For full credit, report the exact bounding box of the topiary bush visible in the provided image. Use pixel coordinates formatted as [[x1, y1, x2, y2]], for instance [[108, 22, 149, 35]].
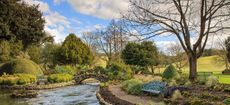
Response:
[[122, 79, 143, 95], [107, 62, 132, 80], [162, 65, 180, 80], [0, 58, 43, 76], [47, 74, 73, 83]]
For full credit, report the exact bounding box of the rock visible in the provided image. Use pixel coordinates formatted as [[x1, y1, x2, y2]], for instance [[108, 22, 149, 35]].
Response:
[[11, 90, 38, 98]]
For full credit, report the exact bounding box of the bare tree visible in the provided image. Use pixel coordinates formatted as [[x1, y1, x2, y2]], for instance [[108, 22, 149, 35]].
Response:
[[82, 31, 98, 55], [124, 0, 230, 80], [216, 38, 230, 70], [216, 37, 230, 70], [92, 20, 129, 64], [167, 42, 188, 72]]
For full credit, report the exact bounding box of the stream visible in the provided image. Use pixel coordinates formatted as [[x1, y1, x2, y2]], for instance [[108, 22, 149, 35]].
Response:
[[0, 84, 100, 105]]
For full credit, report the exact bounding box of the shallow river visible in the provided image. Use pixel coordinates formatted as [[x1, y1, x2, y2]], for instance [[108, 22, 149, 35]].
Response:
[[0, 84, 100, 105]]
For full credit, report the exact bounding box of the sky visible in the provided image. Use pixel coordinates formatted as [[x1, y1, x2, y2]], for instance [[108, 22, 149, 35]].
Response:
[[22, 0, 229, 52], [22, 0, 129, 42]]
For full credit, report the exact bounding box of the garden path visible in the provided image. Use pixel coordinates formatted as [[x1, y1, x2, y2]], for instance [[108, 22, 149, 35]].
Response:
[[108, 85, 165, 105]]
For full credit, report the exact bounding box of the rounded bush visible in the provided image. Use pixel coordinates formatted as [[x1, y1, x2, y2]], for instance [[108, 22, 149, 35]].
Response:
[[0, 58, 43, 76], [122, 79, 143, 95], [162, 65, 179, 79]]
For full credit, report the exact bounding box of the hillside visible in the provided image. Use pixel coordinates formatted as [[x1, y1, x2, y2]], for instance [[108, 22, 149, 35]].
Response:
[[184, 55, 226, 72]]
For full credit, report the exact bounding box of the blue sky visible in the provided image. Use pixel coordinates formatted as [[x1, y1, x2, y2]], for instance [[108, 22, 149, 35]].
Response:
[[23, 0, 130, 42], [22, 0, 226, 52]]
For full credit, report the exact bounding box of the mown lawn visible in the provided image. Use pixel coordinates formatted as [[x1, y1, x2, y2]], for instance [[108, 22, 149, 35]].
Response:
[[154, 56, 230, 84]]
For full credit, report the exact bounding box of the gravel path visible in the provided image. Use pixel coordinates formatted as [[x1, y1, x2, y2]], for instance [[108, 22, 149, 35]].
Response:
[[108, 85, 165, 105]]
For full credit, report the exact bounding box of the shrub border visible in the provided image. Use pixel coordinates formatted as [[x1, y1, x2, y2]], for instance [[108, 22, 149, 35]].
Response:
[[0, 81, 75, 90]]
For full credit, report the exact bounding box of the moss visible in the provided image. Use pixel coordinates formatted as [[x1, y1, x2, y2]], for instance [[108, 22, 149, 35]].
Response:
[[0, 58, 43, 76]]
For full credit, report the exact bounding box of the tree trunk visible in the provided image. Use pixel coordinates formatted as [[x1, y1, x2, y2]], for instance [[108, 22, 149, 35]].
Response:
[[189, 55, 197, 80]]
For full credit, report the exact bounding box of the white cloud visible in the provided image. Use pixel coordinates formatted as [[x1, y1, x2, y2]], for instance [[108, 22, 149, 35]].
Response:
[[22, 0, 50, 13], [67, 0, 129, 19], [23, 0, 73, 43], [44, 11, 70, 28]]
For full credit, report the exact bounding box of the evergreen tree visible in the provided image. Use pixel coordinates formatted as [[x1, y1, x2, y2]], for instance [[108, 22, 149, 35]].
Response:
[[59, 34, 93, 65], [122, 41, 159, 69], [0, 0, 46, 49]]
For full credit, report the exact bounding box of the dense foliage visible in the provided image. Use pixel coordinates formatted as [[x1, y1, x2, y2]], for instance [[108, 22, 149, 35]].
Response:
[[41, 43, 61, 70], [122, 79, 143, 95], [107, 62, 132, 80], [0, 73, 37, 85], [27, 45, 41, 63], [162, 65, 180, 79], [0, 58, 43, 76], [0, 0, 50, 49], [122, 41, 159, 68], [47, 73, 73, 83], [0, 40, 10, 62], [54, 65, 77, 75], [57, 34, 93, 65]]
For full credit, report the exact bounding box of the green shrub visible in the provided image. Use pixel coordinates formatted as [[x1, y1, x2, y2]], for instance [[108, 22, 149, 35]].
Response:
[[184, 80, 192, 87], [122, 79, 143, 95], [94, 66, 107, 74], [169, 79, 178, 86], [47, 74, 73, 83], [107, 62, 132, 80], [0, 74, 37, 85], [171, 90, 183, 102], [0, 58, 43, 76], [54, 65, 77, 75], [130, 66, 150, 74], [162, 65, 179, 79], [205, 75, 218, 88], [224, 98, 230, 105]]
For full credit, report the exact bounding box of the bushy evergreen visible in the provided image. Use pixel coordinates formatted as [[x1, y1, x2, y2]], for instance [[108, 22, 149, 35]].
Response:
[[0, 0, 48, 49], [162, 65, 179, 79], [57, 34, 93, 65], [122, 41, 159, 67]]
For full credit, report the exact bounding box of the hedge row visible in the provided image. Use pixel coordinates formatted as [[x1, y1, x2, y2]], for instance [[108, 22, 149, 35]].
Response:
[[47, 74, 73, 83], [0, 74, 37, 85]]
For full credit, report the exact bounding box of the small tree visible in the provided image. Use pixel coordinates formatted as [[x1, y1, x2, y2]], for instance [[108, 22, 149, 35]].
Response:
[[59, 34, 93, 65], [122, 41, 159, 73]]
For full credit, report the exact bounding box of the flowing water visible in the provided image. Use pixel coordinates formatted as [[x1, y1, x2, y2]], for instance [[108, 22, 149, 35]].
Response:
[[0, 84, 100, 105]]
